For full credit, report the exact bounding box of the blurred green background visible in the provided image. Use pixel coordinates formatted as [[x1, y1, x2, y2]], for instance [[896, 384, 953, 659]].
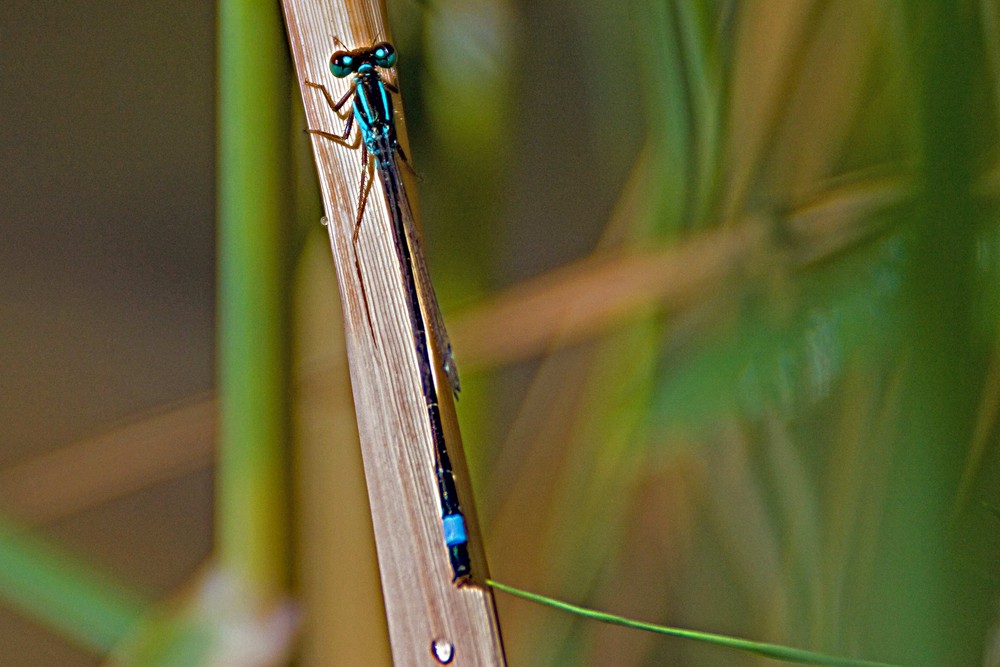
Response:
[[1, 0, 999, 665]]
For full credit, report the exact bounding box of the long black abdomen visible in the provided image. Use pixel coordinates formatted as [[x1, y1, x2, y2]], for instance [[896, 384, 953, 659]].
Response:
[[373, 139, 471, 582]]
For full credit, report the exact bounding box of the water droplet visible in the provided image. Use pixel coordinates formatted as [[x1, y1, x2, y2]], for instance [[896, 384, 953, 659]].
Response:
[[431, 638, 454, 664]]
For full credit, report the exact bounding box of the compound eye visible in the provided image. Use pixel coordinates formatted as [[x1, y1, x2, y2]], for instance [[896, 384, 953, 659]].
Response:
[[372, 42, 397, 68], [330, 52, 353, 78]]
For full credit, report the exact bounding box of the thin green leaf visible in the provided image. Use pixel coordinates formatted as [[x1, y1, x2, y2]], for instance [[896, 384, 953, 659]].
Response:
[[0, 515, 145, 652], [488, 579, 901, 667]]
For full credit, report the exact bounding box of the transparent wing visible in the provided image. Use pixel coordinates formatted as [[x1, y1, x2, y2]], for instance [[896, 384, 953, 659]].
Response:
[[380, 156, 461, 398]]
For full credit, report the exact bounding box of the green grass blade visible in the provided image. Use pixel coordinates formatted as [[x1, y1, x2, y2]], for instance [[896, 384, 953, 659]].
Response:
[[488, 579, 900, 667], [0, 515, 145, 653]]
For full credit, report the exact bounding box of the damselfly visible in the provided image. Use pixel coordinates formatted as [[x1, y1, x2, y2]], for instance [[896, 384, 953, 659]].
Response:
[[305, 41, 471, 583]]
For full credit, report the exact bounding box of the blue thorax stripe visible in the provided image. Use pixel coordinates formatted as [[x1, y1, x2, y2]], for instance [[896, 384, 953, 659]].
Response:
[[378, 81, 391, 123], [355, 79, 374, 124]]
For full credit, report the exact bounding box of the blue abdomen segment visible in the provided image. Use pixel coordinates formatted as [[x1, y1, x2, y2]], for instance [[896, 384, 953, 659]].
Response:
[[442, 512, 468, 547]]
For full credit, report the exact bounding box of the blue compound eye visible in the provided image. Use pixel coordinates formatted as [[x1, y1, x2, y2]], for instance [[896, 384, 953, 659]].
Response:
[[372, 42, 397, 68], [331, 52, 353, 78]]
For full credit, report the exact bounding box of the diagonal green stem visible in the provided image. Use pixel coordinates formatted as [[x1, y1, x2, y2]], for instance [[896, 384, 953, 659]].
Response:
[[488, 579, 901, 667], [0, 515, 145, 653]]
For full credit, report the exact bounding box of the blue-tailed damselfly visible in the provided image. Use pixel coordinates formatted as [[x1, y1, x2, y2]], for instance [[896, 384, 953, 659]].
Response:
[[305, 41, 471, 583]]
